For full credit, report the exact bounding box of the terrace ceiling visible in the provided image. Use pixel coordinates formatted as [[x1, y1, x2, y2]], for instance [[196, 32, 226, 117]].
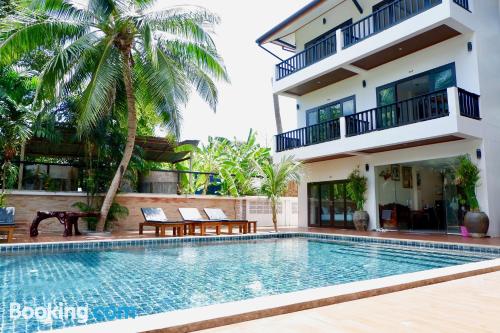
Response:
[[302, 135, 464, 163]]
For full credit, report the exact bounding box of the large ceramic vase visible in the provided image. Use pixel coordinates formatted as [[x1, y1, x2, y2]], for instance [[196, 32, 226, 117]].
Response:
[[353, 211, 369, 231], [464, 211, 489, 238]]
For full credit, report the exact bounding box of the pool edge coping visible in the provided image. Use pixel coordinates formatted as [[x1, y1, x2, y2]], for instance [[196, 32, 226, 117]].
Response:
[[51, 258, 500, 333], [2, 231, 500, 254]]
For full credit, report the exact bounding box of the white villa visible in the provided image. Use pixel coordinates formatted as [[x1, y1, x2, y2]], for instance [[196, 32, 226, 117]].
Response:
[[257, 0, 500, 236]]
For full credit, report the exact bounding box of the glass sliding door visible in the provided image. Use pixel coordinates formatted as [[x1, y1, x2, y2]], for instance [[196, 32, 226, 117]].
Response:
[[308, 184, 320, 227], [320, 184, 333, 227], [443, 170, 461, 234], [308, 181, 354, 229], [376, 63, 456, 129], [332, 183, 346, 227]]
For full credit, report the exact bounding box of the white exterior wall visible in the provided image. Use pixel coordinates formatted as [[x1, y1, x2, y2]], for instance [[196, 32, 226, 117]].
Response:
[[269, 0, 500, 236], [470, 0, 500, 237], [245, 197, 299, 228]]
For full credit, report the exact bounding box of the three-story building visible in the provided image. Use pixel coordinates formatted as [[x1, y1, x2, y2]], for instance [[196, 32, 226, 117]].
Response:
[[257, 0, 500, 236]]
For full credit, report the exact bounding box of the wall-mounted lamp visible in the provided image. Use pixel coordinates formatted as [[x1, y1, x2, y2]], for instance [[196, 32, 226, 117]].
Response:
[[365, 164, 370, 172], [468, 42, 473, 52], [476, 148, 482, 159], [323, 18, 327, 24], [362, 80, 367, 88]]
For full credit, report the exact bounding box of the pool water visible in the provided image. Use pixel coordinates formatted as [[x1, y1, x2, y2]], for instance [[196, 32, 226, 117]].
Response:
[[0, 237, 497, 332]]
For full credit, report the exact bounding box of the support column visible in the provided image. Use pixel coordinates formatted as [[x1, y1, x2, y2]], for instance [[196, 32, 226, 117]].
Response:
[[335, 29, 344, 51], [339, 117, 347, 139], [273, 91, 283, 134]]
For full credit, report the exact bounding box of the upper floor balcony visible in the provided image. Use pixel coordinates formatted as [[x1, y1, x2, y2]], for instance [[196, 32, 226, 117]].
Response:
[[270, 0, 474, 96], [275, 87, 481, 161]]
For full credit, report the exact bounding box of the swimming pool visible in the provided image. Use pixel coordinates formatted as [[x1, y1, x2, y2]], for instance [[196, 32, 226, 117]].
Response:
[[1, 234, 499, 332]]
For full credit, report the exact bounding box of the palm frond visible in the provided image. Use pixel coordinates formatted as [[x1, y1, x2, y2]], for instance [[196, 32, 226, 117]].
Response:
[[160, 39, 228, 82], [35, 32, 102, 104], [138, 6, 219, 46], [77, 38, 122, 134], [0, 20, 88, 65]]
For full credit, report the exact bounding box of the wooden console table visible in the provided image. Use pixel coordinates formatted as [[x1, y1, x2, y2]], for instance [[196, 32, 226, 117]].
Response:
[[30, 211, 100, 237]]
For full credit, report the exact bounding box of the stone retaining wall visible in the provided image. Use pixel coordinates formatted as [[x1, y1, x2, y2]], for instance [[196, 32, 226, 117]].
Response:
[[5, 191, 298, 235]]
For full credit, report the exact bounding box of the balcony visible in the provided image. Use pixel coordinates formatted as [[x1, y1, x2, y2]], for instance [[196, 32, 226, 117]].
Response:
[[341, 0, 443, 49], [345, 89, 449, 137], [276, 34, 336, 80], [276, 119, 341, 152], [275, 87, 481, 158], [272, 0, 474, 96]]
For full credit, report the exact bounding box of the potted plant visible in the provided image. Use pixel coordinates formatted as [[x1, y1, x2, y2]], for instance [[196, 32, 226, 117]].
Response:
[[347, 167, 369, 231], [455, 155, 489, 238]]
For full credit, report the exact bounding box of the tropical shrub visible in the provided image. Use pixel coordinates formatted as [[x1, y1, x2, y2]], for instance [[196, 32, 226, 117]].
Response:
[[72, 201, 129, 231], [455, 155, 480, 211], [346, 167, 368, 211]]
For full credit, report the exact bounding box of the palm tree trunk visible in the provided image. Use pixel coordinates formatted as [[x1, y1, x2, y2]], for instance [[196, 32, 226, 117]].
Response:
[[203, 176, 209, 195], [1, 162, 6, 194], [273, 93, 283, 134], [271, 199, 278, 232], [96, 52, 137, 232]]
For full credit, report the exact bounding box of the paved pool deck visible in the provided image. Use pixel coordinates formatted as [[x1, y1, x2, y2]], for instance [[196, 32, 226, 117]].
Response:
[[198, 270, 500, 333]]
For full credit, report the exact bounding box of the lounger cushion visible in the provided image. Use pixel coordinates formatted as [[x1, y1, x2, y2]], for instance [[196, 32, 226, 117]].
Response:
[[179, 208, 204, 221], [204, 208, 228, 220], [0, 207, 15, 225], [141, 208, 168, 223]]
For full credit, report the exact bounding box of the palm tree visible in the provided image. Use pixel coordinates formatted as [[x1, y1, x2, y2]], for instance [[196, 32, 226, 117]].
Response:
[[0, 0, 228, 231], [257, 156, 301, 232]]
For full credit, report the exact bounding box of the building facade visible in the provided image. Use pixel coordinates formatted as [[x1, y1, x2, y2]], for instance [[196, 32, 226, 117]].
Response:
[[257, 0, 500, 236]]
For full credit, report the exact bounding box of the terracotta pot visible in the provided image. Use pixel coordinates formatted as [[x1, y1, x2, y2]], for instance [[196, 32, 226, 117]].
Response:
[[353, 211, 369, 231], [463, 211, 489, 238]]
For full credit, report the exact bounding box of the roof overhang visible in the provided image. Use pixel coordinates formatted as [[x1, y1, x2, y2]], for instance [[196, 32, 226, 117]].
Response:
[[256, 0, 346, 48], [25, 129, 199, 163]]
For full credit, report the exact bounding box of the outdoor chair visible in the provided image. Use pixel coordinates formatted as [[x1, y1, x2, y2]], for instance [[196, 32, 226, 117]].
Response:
[[140, 208, 192, 237], [204, 208, 257, 234], [0, 207, 15, 243], [178, 208, 222, 236]]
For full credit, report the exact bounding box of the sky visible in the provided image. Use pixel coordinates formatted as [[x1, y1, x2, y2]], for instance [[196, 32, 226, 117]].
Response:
[[158, 0, 310, 146]]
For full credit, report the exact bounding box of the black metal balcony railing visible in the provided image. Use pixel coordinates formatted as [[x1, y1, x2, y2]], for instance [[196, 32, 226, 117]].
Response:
[[453, 0, 469, 11], [342, 0, 442, 48], [346, 89, 449, 136], [276, 34, 336, 80], [458, 88, 480, 119], [276, 88, 481, 153], [276, 119, 341, 152]]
